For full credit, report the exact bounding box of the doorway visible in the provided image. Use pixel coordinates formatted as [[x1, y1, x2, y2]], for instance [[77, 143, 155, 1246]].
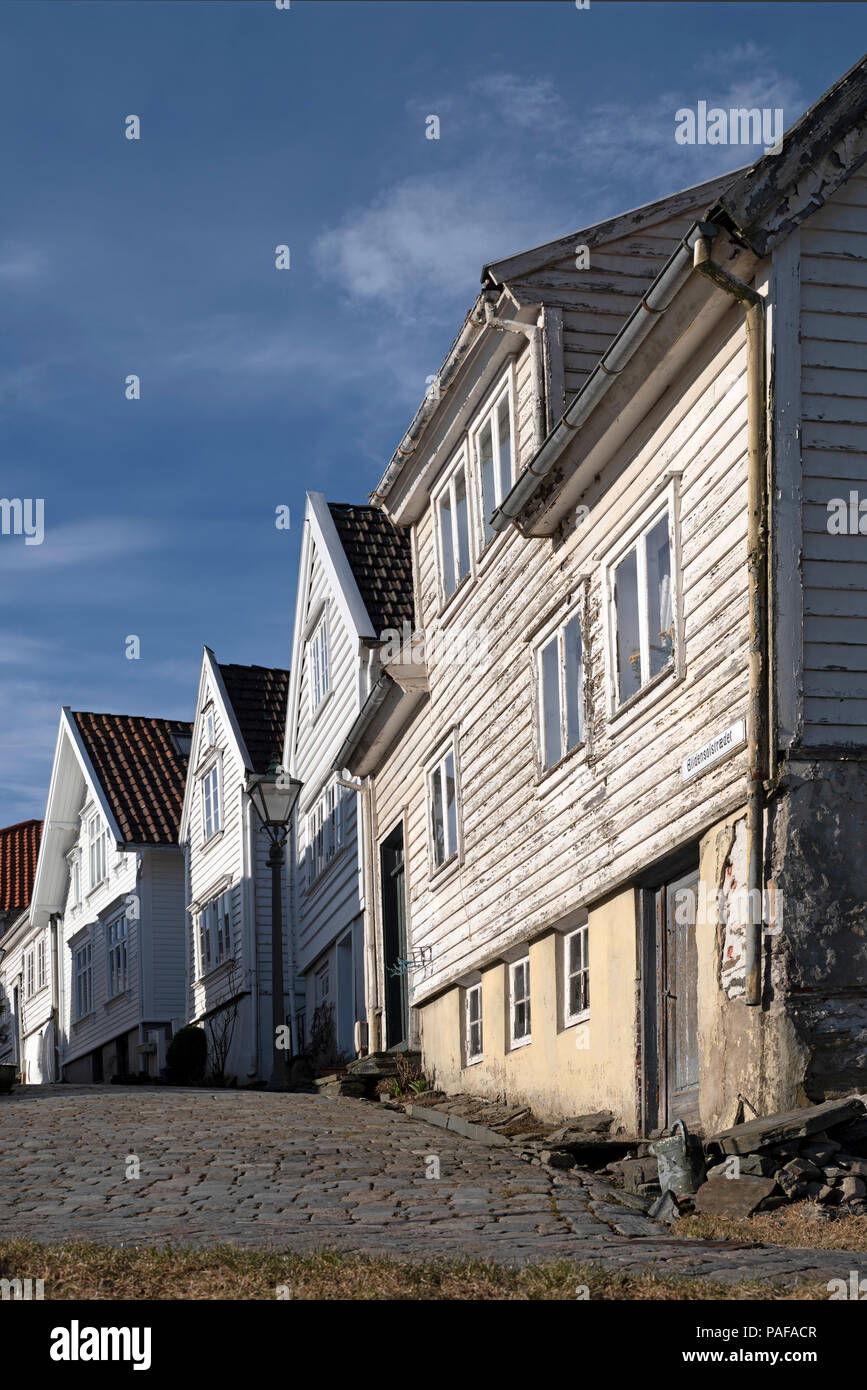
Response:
[[380, 823, 409, 1050], [642, 864, 700, 1134], [337, 931, 355, 1056]]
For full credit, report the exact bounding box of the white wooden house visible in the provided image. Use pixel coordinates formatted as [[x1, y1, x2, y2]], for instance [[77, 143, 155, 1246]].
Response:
[[284, 493, 414, 1059], [341, 57, 867, 1133], [26, 708, 190, 1082], [0, 820, 51, 1081], [179, 650, 292, 1082]]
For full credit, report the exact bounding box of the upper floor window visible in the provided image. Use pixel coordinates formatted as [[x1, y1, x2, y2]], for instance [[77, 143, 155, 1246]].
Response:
[[107, 914, 128, 998], [472, 374, 514, 547], [435, 455, 471, 603], [204, 708, 216, 747], [564, 923, 590, 1025], [537, 610, 585, 770], [307, 781, 346, 883], [68, 852, 81, 909], [36, 936, 46, 992], [88, 813, 107, 890], [197, 889, 232, 976], [611, 505, 675, 707], [24, 947, 34, 998], [74, 941, 92, 1020], [427, 736, 460, 871], [201, 764, 221, 841], [309, 617, 330, 712]]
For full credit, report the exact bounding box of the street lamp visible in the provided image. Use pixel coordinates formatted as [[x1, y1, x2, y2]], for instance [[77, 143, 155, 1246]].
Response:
[[245, 761, 303, 1091]]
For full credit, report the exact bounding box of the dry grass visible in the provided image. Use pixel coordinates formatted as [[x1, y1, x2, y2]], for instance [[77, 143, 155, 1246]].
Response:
[[0, 1238, 829, 1301], [680, 1202, 867, 1251]]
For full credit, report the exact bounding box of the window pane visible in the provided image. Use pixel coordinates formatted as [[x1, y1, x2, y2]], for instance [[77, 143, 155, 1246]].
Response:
[[614, 548, 642, 702], [444, 751, 457, 859], [563, 616, 584, 751], [478, 421, 496, 544], [431, 766, 445, 865], [540, 638, 561, 768], [646, 515, 673, 678], [497, 396, 512, 501], [454, 470, 470, 581], [439, 492, 455, 596]]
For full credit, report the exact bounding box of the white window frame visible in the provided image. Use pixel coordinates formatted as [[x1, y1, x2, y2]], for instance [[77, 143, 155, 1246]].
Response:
[[605, 484, 681, 715], [309, 615, 330, 714], [107, 913, 128, 999], [510, 956, 532, 1048], [307, 781, 346, 885], [433, 448, 473, 606], [36, 936, 47, 992], [196, 888, 233, 978], [535, 604, 586, 772], [564, 923, 590, 1026], [201, 761, 222, 842], [69, 851, 81, 909], [87, 813, 107, 890], [204, 707, 216, 747], [470, 367, 516, 552], [74, 941, 92, 1020], [24, 947, 34, 999], [465, 981, 483, 1064], [426, 733, 461, 873]]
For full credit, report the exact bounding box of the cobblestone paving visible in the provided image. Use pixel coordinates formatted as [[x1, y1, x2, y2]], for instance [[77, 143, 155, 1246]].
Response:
[[1, 1086, 864, 1287]]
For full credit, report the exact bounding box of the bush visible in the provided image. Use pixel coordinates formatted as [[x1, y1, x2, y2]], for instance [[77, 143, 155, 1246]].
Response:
[[166, 1025, 207, 1084]]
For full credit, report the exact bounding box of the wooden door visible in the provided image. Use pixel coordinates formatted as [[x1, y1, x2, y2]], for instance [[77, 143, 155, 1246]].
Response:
[[381, 825, 409, 1051], [662, 868, 700, 1130]]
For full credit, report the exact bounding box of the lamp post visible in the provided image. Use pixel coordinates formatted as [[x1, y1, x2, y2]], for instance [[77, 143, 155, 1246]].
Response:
[[245, 761, 303, 1091]]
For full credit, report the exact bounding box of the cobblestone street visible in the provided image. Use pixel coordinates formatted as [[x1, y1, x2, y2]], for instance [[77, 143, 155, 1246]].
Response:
[[1, 1086, 864, 1288]]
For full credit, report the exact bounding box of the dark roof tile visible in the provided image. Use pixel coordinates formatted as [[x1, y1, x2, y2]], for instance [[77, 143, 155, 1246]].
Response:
[[72, 712, 191, 845], [328, 503, 414, 636], [0, 819, 42, 914], [217, 663, 290, 774]]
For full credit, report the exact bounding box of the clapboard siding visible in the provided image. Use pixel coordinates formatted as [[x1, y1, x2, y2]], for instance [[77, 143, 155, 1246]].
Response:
[[799, 172, 867, 742], [146, 850, 187, 1020], [397, 303, 752, 999]]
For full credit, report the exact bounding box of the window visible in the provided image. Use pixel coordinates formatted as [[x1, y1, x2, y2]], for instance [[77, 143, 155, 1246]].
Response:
[[307, 782, 346, 883], [107, 915, 128, 998], [565, 924, 590, 1025], [197, 889, 232, 976], [510, 957, 531, 1046], [69, 853, 81, 908], [88, 814, 107, 889], [315, 964, 330, 1005], [473, 376, 514, 546], [612, 507, 674, 705], [427, 740, 459, 870], [538, 612, 585, 770], [435, 457, 472, 601], [36, 937, 46, 992], [24, 948, 34, 999], [201, 764, 221, 841], [309, 618, 330, 712], [74, 942, 92, 1020], [465, 983, 483, 1063], [204, 709, 216, 747]]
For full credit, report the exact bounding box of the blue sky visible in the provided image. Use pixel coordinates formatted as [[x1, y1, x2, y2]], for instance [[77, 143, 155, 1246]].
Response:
[[1, 0, 865, 825]]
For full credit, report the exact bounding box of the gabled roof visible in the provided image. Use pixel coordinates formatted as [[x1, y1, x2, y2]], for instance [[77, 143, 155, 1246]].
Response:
[[71, 712, 192, 845], [0, 819, 42, 914], [328, 503, 414, 634], [217, 663, 290, 774]]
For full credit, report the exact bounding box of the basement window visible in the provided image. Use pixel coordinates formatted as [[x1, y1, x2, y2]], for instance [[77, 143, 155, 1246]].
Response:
[[465, 982, 483, 1064], [510, 956, 531, 1048], [564, 923, 590, 1026]]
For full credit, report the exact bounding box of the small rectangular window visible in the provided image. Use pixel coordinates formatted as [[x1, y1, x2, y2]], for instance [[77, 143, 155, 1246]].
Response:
[[36, 937, 46, 992], [510, 958, 531, 1045], [197, 890, 232, 976], [74, 942, 92, 1020], [107, 915, 128, 998], [307, 782, 346, 883], [612, 506, 675, 706], [88, 814, 107, 889], [309, 618, 330, 711], [565, 924, 590, 1025], [436, 460, 472, 600], [474, 379, 514, 546], [24, 948, 34, 998], [70, 856, 81, 907], [202, 765, 221, 840], [538, 611, 585, 770], [204, 709, 216, 747], [428, 741, 460, 870], [465, 983, 483, 1063]]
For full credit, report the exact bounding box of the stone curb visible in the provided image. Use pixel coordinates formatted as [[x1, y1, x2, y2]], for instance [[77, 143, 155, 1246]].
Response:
[[404, 1105, 510, 1146]]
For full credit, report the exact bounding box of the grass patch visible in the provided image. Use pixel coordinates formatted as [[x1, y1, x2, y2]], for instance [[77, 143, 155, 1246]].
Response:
[[680, 1202, 867, 1251], [0, 1239, 829, 1301]]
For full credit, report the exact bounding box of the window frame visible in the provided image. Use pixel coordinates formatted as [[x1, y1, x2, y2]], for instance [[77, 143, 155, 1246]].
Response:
[[564, 923, 590, 1027], [464, 981, 483, 1065], [200, 760, 222, 843], [432, 447, 474, 608], [196, 888, 233, 978], [509, 955, 532, 1048], [24, 947, 34, 999], [35, 936, 47, 992], [204, 707, 216, 748], [306, 780, 347, 886], [74, 940, 93, 1021], [106, 913, 128, 999], [87, 813, 107, 891], [605, 482, 681, 717], [308, 614, 331, 715], [534, 601, 587, 774], [426, 732, 462, 876], [470, 366, 517, 554]]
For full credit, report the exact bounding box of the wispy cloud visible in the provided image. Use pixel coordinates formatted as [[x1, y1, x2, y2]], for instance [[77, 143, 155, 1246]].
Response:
[[0, 518, 163, 575]]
